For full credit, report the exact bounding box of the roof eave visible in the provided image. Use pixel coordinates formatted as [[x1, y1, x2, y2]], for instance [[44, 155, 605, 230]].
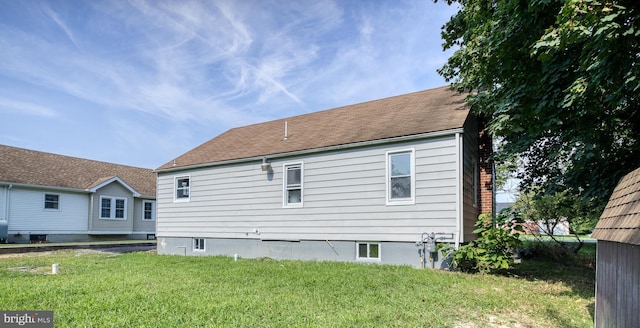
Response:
[[0, 181, 89, 193], [156, 127, 464, 174]]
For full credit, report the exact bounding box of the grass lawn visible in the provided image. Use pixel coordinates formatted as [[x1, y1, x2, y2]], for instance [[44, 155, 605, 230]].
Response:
[[0, 246, 595, 327]]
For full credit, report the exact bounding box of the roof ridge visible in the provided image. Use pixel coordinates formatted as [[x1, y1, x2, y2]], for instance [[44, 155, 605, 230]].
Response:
[[0, 144, 152, 170], [158, 86, 469, 171]]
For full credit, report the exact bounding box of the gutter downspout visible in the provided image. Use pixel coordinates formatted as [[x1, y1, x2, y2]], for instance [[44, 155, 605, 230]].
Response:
[[455, 133, 462, 249], [492, 161, 496, 219], [4, 184, 12, 236], [88, 193, 94, 232]]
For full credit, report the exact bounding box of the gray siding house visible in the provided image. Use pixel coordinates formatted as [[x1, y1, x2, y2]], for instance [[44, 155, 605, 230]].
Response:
[[0, 145, 157, 243], [592, 167, 640, 328], [155, 86, 493, 267]]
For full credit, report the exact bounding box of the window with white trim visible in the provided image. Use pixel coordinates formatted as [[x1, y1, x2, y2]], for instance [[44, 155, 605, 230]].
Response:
[[44, 193, 60, 210], [143, 200, 155, 221], [357, 242, 380, 260], [284, 163, 303, 207], [193, 238, 205, 251], [100, 196, 127, 220], [386, 149, 415, 205], [175, 176, 190, 202]]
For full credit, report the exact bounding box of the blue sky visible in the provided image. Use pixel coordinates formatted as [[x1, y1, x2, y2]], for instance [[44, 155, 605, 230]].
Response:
[[0, 0, 458, 169]]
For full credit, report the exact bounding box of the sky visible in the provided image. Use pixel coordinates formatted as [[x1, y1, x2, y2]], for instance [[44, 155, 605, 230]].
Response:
[[0, 0, 459, 170]]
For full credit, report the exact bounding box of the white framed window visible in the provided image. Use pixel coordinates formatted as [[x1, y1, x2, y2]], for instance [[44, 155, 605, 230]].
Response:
[[100, 196, 127, 220], [283, 162, 303, 207], [386, 149, 415, 205], [142, 200, 155, 221], [44, 193, 60, 210], [174, 176, 190, 202], [357, 242, 381, 261], [193, 238, 205, 251]]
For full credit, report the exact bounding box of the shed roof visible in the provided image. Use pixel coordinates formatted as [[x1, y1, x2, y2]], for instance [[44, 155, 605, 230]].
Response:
[[157, 86, 469, 171], [0, 144, 156, 197], [592, 166, 640, 245]]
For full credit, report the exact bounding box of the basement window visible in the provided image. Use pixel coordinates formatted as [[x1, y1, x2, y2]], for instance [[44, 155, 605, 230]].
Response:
[[193, 238, 205, 251], [357, 242, 380, 261]]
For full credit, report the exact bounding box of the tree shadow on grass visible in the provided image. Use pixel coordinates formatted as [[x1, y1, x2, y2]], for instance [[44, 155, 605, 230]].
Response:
[[504, 243, 596, 321]]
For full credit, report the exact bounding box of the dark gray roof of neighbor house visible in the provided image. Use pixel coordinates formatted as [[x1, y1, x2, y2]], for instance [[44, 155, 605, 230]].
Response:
[[0, 144, 156, 197], [158, 86, 469, 171], [592, 166, 640, 245]]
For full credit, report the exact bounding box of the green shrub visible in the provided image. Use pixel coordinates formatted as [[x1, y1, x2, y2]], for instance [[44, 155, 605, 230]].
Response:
[[453, 210, 523, 274]]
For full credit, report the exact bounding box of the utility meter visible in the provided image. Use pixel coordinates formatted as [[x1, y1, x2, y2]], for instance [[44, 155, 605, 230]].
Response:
[[425, 237, 436, 253]]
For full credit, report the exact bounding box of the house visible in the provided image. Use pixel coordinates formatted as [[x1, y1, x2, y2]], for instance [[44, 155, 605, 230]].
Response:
[[592, 167, 640, 327], [0, 145, 157, 243], [155, 86, 493, 268]]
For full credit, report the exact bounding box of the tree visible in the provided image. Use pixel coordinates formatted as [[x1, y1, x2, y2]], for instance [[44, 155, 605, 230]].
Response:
[[436, 0, 640, 208], [512, 189, 600, 253]]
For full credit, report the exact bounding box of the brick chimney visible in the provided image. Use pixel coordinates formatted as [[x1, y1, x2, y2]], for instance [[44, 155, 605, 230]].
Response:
[[478, 118, 494, 215]]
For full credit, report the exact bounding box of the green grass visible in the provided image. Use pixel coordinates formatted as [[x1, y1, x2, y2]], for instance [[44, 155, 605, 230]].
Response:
[[0, 249, 594, 327]]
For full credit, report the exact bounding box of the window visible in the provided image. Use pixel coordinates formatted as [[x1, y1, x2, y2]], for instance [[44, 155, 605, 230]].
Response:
[[284, 163, 303, 207], [386, 149, 415, 205], [193, 238, 205, 251], [44, 193, 59, 210], [99, 196, 127, 220], [175, 176, 190, 202], [101, 198, 111, 218], [357, 242, 380, 260], [143, 201, 155, 221], [115, 199, 125, 219]]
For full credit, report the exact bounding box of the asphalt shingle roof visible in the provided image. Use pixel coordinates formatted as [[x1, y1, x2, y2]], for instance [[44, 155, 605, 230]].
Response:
[[158, 86, 469, 171], [592, 166, 640, 245], [0, 145, 156, 197]]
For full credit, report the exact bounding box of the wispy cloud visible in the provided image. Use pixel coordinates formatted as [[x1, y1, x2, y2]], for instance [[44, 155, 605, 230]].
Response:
[[41, 5, 79, 49], [0, 0, 459, 167], [0, 99, 58, 118]]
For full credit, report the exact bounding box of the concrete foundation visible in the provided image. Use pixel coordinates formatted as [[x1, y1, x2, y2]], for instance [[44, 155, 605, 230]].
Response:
[[156, 237, 453, 269], [5, 233, 155, 244]]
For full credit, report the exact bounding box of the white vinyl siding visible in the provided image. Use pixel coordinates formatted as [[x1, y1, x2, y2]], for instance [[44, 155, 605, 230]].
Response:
[[283, 162, 303, 207], [7, 188, 89, 233], [156, 136, 459, 242], [99, 196, 127, 220]]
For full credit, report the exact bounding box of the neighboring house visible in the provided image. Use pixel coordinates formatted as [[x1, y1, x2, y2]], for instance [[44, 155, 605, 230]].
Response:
[[0, 144, 157, 243], [155, 86, 493, 268], [592, 167, 640, 328]]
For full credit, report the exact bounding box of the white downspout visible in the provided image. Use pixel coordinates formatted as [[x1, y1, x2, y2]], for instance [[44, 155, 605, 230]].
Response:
[[4, 184, 12, 235], [6, 184, 12, 221], [88, 193, 94, 232], [455, 133, 462, 249]]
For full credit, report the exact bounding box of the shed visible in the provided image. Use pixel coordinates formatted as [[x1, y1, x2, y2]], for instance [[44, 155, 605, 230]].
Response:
[[592, 166, 640, 327]]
